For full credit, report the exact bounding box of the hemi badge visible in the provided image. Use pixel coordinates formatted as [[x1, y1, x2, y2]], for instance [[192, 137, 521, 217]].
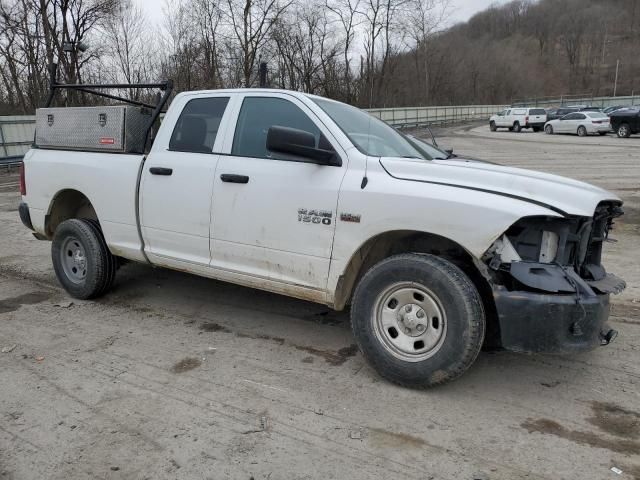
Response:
[[340, 213, 361, 223], [99, 137, 115, 145]]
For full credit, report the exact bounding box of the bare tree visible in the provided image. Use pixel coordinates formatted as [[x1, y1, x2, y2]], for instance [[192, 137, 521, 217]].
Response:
[[224, 0, 291, 86], [325, 0, 361, 102]]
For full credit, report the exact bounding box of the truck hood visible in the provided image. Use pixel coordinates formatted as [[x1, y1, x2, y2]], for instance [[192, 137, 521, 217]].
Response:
[[380, 157, 621, 217]]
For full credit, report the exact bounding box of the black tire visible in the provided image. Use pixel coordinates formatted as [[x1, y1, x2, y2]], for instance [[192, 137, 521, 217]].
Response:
[[51, 218, 117, 299], [508, 127, 514, 132], [577, 126, 587, 137], [513, 122, 521, 133], [545, 124, 554, 135], [617, 123, 631, 138], [489, 121, 497, 132], [351, 254, 485, 388]]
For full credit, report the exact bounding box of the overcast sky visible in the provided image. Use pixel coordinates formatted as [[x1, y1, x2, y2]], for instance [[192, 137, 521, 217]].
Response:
[[135, 0, 511, 28]]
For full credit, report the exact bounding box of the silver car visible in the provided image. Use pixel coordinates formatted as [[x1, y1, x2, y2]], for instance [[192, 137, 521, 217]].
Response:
[[544, 111, 611, 136]]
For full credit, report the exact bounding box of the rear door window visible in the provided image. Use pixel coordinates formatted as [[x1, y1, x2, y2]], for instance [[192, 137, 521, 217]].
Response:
[[169, 97, 230, 153]]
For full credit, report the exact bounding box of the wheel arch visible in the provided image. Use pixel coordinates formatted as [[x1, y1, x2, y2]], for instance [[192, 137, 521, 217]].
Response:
[[45, 189, 99, 239], [332, 229, 500, 344]]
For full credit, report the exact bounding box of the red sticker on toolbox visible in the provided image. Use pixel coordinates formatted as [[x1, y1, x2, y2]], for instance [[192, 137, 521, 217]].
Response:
[[99, 137, 115, 145]]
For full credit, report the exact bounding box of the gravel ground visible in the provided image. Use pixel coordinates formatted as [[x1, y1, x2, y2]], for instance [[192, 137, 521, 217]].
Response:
[[0, 126, 639, 480]]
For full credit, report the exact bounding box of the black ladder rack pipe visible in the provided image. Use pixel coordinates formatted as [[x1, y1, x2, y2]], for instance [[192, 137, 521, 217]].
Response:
[[43, 62, 174, 153]]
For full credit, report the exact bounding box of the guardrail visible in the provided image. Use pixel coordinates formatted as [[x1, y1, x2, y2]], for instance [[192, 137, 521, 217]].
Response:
[[367, 104, 509, 128], [0, 115, 35, 166]]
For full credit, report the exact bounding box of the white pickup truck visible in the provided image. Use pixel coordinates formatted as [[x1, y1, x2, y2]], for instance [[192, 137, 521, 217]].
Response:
[[19, 87, 626, 388], [490, 107, 548, 132]]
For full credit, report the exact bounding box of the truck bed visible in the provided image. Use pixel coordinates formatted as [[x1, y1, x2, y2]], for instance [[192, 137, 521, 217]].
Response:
[[23, 148, 147, 261]]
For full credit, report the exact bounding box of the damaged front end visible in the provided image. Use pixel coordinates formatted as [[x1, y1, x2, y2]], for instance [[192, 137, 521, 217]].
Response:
[[482, 202, 625, 354]]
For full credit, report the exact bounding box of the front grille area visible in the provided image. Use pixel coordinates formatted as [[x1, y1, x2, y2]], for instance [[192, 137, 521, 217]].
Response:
[[581, 201, 624, 281], [503, 201, 623, 281]]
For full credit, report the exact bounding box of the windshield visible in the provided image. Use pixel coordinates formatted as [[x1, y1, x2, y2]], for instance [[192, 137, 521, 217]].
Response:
[[311, 97, 427, 159], [404, 135, 448, 160], [587, 112, 608, 119]]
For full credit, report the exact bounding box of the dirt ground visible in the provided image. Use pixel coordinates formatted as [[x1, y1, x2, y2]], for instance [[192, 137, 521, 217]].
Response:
[[1, 125, 639, 480]]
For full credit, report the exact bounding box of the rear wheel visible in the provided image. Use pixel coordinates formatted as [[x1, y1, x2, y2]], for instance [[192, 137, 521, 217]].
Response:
[[350, 254, 485, 388], [617, 123, 631, 138], [51, 219, 117, 299], [489, 121, 497, 132], [545, 124, 554, 134], [577, 126, 588, 137], [513, 122, 521, 133]]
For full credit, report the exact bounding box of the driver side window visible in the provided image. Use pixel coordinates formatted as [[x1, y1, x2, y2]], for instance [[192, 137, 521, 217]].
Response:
[[232, 97, 323, 160]]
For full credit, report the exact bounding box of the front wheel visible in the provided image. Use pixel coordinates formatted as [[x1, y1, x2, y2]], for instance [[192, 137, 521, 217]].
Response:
[[51, 219, 117, 299], [545, 124, 554, 135], [489, 121, 497, 132], [351, 254, 485, 388]]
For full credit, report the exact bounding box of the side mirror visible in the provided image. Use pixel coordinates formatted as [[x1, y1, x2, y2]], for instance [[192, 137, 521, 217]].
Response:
[[267, 126, 341, 166]]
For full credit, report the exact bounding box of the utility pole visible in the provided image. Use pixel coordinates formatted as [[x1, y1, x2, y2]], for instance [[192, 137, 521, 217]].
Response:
[[613, 59, 620, 97]]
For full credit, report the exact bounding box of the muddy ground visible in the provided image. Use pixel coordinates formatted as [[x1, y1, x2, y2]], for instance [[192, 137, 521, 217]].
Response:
[[1, 124, 639, 480]]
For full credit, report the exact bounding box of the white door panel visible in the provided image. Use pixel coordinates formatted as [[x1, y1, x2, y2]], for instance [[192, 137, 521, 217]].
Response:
[[140, 94, 233, 265], [140, 150, 218, 264], [210, 93, 346, 290], [211, 157, 344, 289]]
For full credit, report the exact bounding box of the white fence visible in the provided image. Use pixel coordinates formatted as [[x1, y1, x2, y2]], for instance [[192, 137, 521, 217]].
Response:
[[2, 94, 638, 164]]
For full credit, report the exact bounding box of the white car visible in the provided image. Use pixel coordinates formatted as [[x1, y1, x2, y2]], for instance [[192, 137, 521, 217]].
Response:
[[544, 111, 611, 136], [489, 107, 547, 132], [20, 87, 625, 388]]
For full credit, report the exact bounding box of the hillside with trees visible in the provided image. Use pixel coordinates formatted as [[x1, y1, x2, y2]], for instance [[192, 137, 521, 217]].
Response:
[[382, 0, 640, 107], [0, 0, 638, 114]]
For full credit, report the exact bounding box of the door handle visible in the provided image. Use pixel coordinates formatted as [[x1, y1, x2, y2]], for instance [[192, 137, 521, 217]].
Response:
[[220, 174, 249, 184], [149, 167, 173, 176]]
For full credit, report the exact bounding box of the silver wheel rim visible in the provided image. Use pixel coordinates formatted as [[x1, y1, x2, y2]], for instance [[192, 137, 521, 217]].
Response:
[[578, 127, 586, 136], [546, 126, 552, 134], [60, 236, 87, 284], [620, 126, 628, 136], [373, 282, 447, 362]]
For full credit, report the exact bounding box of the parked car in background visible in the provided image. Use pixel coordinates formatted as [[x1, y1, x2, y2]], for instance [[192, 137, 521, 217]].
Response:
[[489, 107, 547, 132], [546, 106, 581, 121], [609, 107, 640, 137], [544, 111, 611, 136], [603, 105, 629, 115]]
